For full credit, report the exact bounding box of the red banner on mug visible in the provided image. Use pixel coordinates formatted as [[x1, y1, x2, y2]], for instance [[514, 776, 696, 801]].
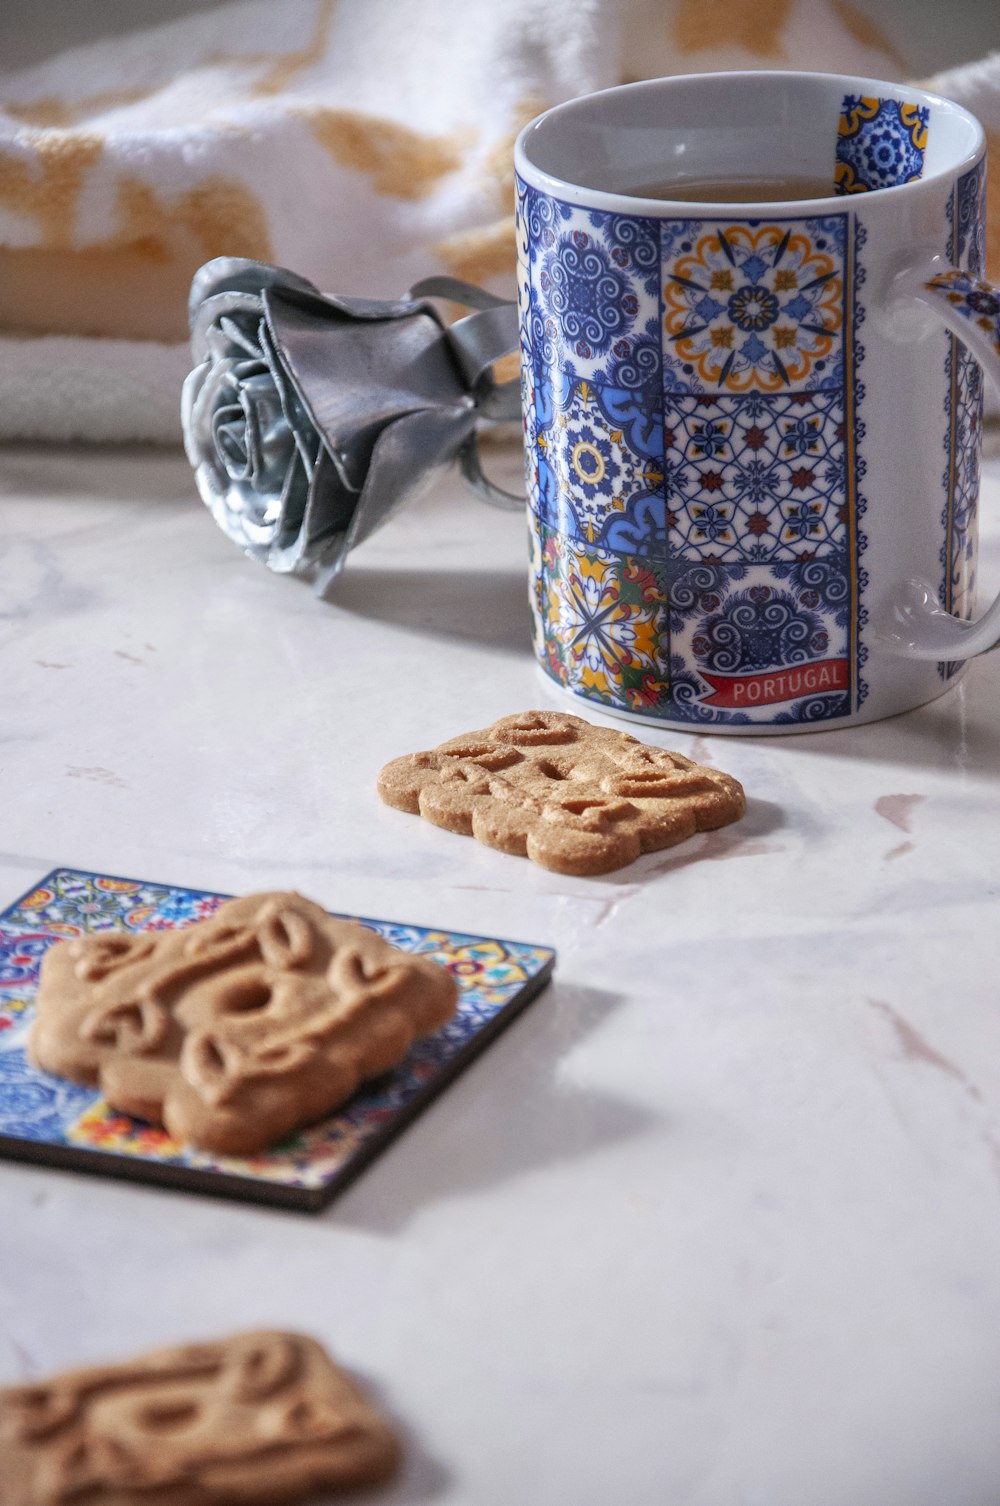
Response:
[[699, 658, 850, 708]]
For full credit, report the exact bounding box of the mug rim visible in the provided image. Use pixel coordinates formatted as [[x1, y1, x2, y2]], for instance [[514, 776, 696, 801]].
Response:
[[514, 69, 985, 213]]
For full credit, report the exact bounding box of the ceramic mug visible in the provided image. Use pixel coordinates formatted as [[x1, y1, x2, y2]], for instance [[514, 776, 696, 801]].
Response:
[[515, 71, 999, 733]]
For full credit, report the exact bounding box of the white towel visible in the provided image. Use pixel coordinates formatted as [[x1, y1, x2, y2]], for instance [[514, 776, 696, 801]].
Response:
[[0, 0, 992, 442]]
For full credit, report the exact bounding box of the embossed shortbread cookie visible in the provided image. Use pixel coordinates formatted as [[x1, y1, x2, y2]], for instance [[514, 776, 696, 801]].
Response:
[[377, 710, 746, 876], [29, 892, 457, 1155], [0, 1329, 400, 1506]]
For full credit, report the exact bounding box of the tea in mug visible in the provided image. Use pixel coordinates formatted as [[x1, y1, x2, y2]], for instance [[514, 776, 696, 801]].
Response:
[[621, 175, 837, 202]]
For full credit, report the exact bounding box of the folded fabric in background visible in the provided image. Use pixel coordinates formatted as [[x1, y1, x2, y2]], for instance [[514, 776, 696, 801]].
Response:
[[0, 0, 997, 442]]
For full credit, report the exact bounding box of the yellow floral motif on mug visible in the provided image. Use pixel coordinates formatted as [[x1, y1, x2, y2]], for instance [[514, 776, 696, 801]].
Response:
[[543, 546, 664, 697], [571, 438, 607, 487], [838, 96, 928, 153], [663, 224, 842, 392]]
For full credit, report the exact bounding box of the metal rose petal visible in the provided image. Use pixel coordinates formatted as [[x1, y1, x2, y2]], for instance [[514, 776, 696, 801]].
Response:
[[182, 258, 521, 589]]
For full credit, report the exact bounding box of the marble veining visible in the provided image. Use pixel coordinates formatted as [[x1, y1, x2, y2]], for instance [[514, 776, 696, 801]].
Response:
[[869, 995, 983, 1095], [874, 792, 925, 832]]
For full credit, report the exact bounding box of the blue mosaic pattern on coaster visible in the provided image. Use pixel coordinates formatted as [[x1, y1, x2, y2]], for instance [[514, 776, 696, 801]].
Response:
[[0, 1046, 97, 1141], [0, 930, 53, 986], [0, 870, 554, 1205], [835, 96, 929, 193], [660, 216, 847, 396]]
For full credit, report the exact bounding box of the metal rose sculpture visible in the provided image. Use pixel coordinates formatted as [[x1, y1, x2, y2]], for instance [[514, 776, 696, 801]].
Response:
[[182, 258, 521, 591]]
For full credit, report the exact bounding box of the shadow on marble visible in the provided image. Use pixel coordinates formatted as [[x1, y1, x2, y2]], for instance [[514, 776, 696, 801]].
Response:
[[328, 982, 651, 1235], [323, 566, 533, 655], [349, 1367, 453, 1505], [612, 796, 788, 883], [749, 679, 1000, 778]]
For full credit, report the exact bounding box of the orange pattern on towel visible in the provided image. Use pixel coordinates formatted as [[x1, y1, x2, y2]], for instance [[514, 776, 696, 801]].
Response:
[[435, 95, 544, 284], [435, 222, 518, 285], [2, 87, 153, 129], [670, 0, 793, 57], [0, 132, 103, 246], [0, 170, 273, 339], [830, 0, 907, 73], [298, 106, 465, 199], [114, 173, 273, 265], [240, 0, 339, 97]]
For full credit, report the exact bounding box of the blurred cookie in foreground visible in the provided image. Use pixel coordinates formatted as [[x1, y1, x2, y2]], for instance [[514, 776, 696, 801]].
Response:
[[0, 1329, 400, 1506], [29, 891, 458, 1156], [377, 710, 746, 876]]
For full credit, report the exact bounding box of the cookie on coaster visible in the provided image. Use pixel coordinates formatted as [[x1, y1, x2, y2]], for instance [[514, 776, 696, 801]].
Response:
[[29, 892, 457, 1156], [0, 1329, 400, 1506], [376, 710, 746, 876]]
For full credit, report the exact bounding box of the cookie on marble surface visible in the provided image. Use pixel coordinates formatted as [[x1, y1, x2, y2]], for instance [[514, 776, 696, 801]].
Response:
[[28, 891, 457, 1156], [0, 1329, 400, 1506], [376, 710, 746, 876]]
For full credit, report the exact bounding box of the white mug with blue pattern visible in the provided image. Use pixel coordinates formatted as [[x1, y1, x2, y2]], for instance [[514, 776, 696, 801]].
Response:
[[515, 71, 997, 733]]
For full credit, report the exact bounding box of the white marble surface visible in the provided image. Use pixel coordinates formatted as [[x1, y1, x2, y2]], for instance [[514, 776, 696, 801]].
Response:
[[2, 437, 1000, 1505]]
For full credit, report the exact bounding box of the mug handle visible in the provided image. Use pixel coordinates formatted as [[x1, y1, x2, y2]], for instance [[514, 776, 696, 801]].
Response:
[[886, 258, 1000, 659]]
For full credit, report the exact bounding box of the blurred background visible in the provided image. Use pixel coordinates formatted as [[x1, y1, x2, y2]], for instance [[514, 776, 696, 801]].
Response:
[[1, 0, 999, 442], [5, 0, 998, 79]]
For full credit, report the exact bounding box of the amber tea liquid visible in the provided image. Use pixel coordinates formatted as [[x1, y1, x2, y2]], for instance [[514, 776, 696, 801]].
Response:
[[621, 175, 837, 202]]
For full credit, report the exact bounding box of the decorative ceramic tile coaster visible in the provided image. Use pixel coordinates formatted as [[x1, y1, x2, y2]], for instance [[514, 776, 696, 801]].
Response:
[[0, 869, 556, 1211]]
